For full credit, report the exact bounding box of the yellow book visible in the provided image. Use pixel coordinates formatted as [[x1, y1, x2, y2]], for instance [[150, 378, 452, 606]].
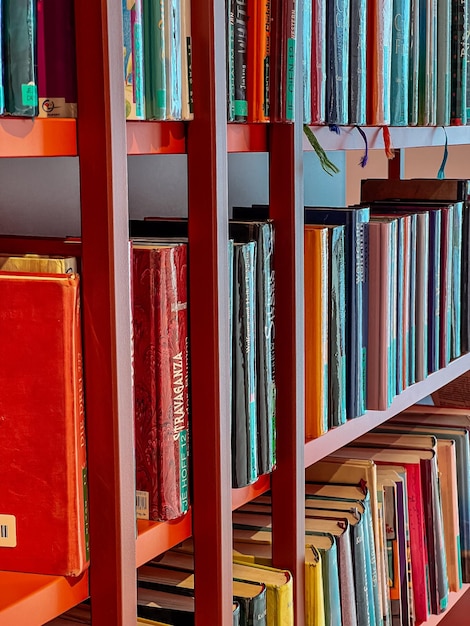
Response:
[[0, 253, 78, 274]]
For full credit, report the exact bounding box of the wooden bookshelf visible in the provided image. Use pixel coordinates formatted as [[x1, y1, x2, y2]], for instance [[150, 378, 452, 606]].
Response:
[[424, 585, 470, 626], [0, 571, 88, 626], [0, 119, 77, 157]]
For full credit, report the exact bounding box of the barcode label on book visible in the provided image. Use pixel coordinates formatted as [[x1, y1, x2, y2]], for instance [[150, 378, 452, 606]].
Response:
[[0, 515, 17, 547], [136, 491, 149, 520]]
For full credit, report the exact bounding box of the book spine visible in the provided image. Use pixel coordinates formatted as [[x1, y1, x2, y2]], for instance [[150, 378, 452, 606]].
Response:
[[388, 219, 397, 405], [337, 525, 359, 626], [285, 0, 296, 121], [321, 541, 343, 626], [325, 0, 350, 124], [415, 213, 429, 381], [302, 0, 312, 123], [0, 0, 3, 113], [232, 242, 258, 487], [261, 0, 271, 120], [233, 0, 248, 121], [227, 0, 236, 120], [329, 226, 347, 427], [353, 514, 377, 626], [439, 207, 452, 368], [356, 208, 369, 418], [390, 0, 410, 125], [402, 216, 411, 388], [450, 0, 468, 125], [408, 0, 420, 125], [180, 0, 193, 119], [451, 201, 463, 359], [164, 0, 182, 119], [123, 0, 145, 120], [247, 0, 270, 122], [428, 210, 441, 374], [462, 186, 470, 353], [367, 0, 393, 125], [436, 0, 452, 126], [3, 0, 38, 117], [143, 0, 167, 120], [395, 217, 405, 395], [270, 0, 296, 121], [408, 214, 417, 384], [310, 0, 326, 123], [348, 0, 367, 125], [418, 0, 437, 125]]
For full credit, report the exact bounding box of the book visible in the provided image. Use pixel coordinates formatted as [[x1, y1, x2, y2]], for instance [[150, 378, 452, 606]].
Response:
[[367, 0, 393, 124], [0, 271, 89, 576], [408, 0, 420, 125], [247, 0, 270, 121], [122, 0, 145, 120], [305, 206, 369, 420], [232, 241, 258, 487], [227, 0, 235, 120], [301, 0, 312, 123], [138, 564, 267, 626], [304, 226, 329, 439], [180, 0, 193, 120], [0, 253, 77, 273], [325, 0, 350, 124], [436, 0, 452, 126], [37, 0, 77, 118], [390, 0, 410, 125], [143, 0, 166, 119], [132, 242, 190, 521], [232, 0, 248, 121], [450, 0, 468, 124], [0, 1, 3, 114], [348, 0, 367, 124], [164, 0, 182, 119], [418, 0, 437, 125], [3, 0, 38, 117], [269, 0, 296, 121], [310, 0, 326, 123], [230, 220, 276, 475]]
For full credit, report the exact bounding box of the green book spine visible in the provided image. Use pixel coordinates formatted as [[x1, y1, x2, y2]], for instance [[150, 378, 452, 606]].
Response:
[[3, 0, 38, 117], [143, 0, 167, 119]]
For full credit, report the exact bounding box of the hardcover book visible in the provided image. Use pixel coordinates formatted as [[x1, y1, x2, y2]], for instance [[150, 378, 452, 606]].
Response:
[[3, 0, 38, 117], [310, 0, 326, 123], [180, 0, 193, 120], [390, 0, 410, 125], [0, 271, 89, 576], [122, 0, 145, 120], [233, 0, 248, 121], [164, 0, 182, 119], [247, 0, 270, 121], [367, 0, 393, 124], [143, 0, 167, 119], [132, 242, 190, 521], [450, 0, 468, 124], [436, 0, 452, 126], [325, 0, 350, 124], [269, 0, 296, 121], [349, 0, 367, 124]]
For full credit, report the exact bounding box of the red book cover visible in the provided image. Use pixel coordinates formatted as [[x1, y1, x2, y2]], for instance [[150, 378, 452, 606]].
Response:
[[0, 272, 89, 576], [132, 243, 190, 522]]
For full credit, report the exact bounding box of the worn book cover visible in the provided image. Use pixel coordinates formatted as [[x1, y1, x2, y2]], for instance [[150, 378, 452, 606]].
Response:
[[132, 243, 190, 521], [0, 272, 89, 576], [37, 0, 77, 118]]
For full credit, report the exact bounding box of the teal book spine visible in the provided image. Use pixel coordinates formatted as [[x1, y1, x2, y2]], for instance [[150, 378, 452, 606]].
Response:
[[451, 202, 463, 359], [418, 0, 437, 125], [428, 209, 442, 374], [302, 0, 312, 123], [451, 0, 468, 124], [395, 217, 405, 394], [319, 538, 342, 626], [3, 0, 38, 117], [311, 0, 326, 123], [325, 0, 350, 124], [122, 0, 145, 119], [143, 0, 167, 119], [165, 0, 182, 119], [390, 0, 410, 125], [408, 0, 420, 124], [437, 0, 452, 126], [348, 0, 367, 124], [232, 242, 258, 487], [415, 212, 429, 381], [328, 225, 347, 427], [408, 214, 417, 384]]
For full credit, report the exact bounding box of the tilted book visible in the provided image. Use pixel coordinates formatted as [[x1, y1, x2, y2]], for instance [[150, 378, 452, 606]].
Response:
[[132, 242, 190, 521], [0, 271, 89, 576]]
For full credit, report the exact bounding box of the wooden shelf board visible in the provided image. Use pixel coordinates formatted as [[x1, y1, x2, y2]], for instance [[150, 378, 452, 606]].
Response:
[[304, 352, 470, 467], [305, 125, 470, 152], [0, 118, 77, 157], [0, 570, 88, 626], [423, 584, 470, 625], [126, 121, 186, 155], [227, 123, 268, 152], [231, 474, 271, 511], [136, 510, 192, 567]]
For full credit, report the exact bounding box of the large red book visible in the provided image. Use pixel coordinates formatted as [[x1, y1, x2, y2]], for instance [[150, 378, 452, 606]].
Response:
[[0, 271, 89, 576], [132, 242, 190, 522]]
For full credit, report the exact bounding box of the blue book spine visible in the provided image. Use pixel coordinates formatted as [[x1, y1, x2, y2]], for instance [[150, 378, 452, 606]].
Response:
[[391, 0, 411, 124], [428, 209, 441, 374], [325, 0, 350, 124], [165, 0, 182, 119], [348, 0, 367, 124], [408, 0, 420, 124], [329, 226, 347, 427], [322, 537, 342, 626], [408, 214, 417, 384], [451, 202, 463, 359], [303, 0, 312, 123], [395, 217, 405, 394]]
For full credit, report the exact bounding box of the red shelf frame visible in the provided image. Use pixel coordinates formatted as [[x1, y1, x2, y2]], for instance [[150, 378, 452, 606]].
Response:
[[232, 474, 271, 511], [0, 118, 77, 157], [423, 584, 470, 625], [304, 352, 470, 468], [0, 571, 88, 626], [136, 512, 193, 568], [126, 121, 187, 155], [227, 123, 269, 152]]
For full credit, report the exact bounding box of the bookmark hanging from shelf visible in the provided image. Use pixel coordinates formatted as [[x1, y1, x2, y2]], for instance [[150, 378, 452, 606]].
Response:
[[303, 125, 340, 176], [329, 124, 341, 135], [437, 127, 448, 180], [356, 126, 368, 167], [382, 126, 395, 159]]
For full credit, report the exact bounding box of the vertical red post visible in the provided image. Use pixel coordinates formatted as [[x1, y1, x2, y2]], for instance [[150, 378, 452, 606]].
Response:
[[187, 0, 233, 624], [74, 1, 136, 624]]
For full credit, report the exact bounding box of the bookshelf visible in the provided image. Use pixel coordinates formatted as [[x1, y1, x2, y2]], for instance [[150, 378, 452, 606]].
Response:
[[1, 3, 470, 626]]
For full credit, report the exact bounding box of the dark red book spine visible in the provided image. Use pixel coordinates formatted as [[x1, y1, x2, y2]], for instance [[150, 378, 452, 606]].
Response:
[[132, 244, 189, 522]]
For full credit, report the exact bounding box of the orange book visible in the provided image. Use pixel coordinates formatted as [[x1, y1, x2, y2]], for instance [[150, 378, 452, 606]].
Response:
[[366, 0, 393, 125], [304, 226, 328, 439], [0, 271, 89, 576], [247, 0, 271, 121]]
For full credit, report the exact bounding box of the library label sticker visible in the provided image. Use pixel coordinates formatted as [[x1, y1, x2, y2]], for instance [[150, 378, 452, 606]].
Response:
[[136, 491, 149, 520], [0, 514, 17, 547]]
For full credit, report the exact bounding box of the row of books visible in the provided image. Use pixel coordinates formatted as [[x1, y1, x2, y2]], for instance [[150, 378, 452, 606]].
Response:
[[130, 217, 276, 495], [47, 603, 181, 626], [303, 0, 470, 126], [232, 404, 470, 626]]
